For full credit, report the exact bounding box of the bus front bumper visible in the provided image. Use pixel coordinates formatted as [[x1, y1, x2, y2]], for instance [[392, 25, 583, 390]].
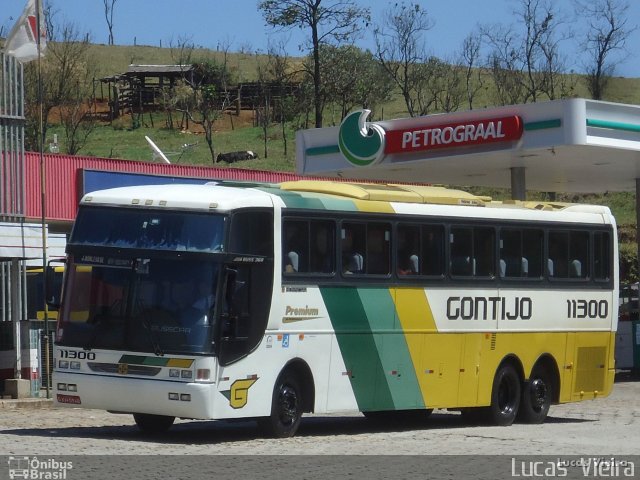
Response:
[[53, 371, 216, 419]]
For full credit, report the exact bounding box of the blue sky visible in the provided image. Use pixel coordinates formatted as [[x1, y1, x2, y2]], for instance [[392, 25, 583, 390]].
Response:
[[2, 0, 640, 77]]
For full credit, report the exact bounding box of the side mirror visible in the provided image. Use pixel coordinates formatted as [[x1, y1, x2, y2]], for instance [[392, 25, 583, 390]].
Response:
[[45, 259, 66, 309]]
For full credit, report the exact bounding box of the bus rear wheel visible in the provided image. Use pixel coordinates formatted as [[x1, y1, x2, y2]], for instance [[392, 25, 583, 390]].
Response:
[[488, 363, 521, 426], [133, 413, 175, 433], [258, 372, 303, 438], [518, 365, 552, 424]]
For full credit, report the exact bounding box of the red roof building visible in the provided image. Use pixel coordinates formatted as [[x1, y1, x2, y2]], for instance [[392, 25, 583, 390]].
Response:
[[25, 153, 308, 225]]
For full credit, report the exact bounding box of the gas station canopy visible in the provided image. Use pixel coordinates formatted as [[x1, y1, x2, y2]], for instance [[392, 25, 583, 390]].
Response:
[[295, 98, 640, 194]]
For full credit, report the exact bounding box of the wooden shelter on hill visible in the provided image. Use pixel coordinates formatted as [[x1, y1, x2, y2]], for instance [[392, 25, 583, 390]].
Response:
[[96, 64, 301, 122]]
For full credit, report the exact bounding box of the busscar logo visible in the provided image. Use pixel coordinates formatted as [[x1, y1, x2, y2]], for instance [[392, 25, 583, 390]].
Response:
[[8, 456, 73, 480]]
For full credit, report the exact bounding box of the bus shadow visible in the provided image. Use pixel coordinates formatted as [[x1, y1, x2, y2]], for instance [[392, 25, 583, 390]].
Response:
[[0, 411, 592, 445], [615, 370, 640, 383]]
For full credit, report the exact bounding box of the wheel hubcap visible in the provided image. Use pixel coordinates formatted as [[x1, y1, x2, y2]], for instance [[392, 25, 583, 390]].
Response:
[[529, 378, 548, 412], [278, 385, 298, 426]]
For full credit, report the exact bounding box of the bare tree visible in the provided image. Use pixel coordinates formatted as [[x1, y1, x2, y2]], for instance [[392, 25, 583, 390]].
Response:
[[23, 17, 96, 153], [374, 2, 438, 117], [431, 58, 465, 113], [460, 32, 485, 110], [259, 0, 370, 128], [575, 0, 634, 100], [172, 43, 235, 163], [264, 42, 298, 157], [482, 0, 571, 104], [103, 0, 117, 45]]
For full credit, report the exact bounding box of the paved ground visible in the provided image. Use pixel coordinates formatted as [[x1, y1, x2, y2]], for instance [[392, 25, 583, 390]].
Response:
[[0, 379, 640, 455], [0, 374, 638, 457]]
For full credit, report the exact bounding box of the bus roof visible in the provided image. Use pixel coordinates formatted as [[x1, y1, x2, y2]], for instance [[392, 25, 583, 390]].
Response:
[[80, 180, 613, 222]]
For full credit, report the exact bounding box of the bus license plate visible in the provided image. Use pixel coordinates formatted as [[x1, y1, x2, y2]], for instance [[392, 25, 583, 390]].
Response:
[[57, 394, 81, 405]]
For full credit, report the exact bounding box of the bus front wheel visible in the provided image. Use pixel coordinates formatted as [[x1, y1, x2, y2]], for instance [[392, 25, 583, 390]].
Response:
[[258, 372, 303, 438], [133, 413, 175, 433], [518, 365, 552, 424], [488, 363, 521, 426]]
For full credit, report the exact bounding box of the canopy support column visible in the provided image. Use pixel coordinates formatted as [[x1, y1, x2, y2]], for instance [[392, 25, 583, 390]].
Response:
[[511, 167, 526, 201], [636, 178, 640, 281]]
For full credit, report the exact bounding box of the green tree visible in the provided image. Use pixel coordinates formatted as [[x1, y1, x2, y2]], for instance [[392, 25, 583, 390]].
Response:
[[259, 0, 370, 128], [319, 44, 393, 121]]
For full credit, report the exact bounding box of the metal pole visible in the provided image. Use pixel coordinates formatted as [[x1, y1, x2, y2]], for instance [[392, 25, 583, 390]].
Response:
[[35, 0, 50, 399], [636, 179, 640, 283], [11, 259, 21, 379]]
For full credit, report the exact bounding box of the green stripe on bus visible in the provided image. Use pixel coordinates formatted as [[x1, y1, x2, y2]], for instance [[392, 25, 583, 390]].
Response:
[[119, 355, 167, 366], [320, 287, 395, 411], [357, 288, 425, 409], [318, 196, 358, 211], [262, 186, 359, 211], [258, 187, 328, 210]]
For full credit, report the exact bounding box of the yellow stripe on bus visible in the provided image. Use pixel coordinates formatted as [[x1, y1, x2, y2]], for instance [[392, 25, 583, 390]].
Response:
[[393, 287, 437, 406]]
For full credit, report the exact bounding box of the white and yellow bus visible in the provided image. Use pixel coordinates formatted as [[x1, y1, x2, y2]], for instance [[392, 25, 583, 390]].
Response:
[[52, 180, 618, 436]]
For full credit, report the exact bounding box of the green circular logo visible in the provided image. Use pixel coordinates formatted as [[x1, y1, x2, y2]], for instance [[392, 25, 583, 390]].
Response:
[[338, 110, 386, 167]]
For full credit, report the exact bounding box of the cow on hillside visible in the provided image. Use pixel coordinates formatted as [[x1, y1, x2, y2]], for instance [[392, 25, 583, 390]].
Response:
[[216, 150, 259, 163]]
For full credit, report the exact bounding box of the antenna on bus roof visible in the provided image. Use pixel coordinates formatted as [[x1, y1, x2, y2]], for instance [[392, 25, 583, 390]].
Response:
[[145, 136, 171, 164]]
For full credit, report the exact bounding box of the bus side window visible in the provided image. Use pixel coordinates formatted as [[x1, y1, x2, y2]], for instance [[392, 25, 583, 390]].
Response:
[[593, 232, 611, 281], [474, 227, 495, 277], [283, 220, 308, 273], [397, 225, 420, 275], [450, 227, 473, 276], [309, 221, 335, 274], [342, 223, 366, 274], [569, 231, 589, 279], [500, 228, 542, 278], [229, 210, 274, 257], [366, 224, 390, 275]]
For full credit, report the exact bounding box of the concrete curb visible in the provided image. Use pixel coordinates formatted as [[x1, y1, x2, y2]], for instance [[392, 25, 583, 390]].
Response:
[[0, 398, 54, 409]]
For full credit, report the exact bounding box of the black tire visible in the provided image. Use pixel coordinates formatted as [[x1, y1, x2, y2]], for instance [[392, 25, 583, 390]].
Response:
[[258, 372, 303, 438], [488, 363, 521, 426], [518, 365, 553, 424], [133, 413, 175, 433]]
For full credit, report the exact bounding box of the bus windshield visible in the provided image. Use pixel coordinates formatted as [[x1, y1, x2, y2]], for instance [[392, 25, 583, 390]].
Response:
[[71, 207, 225, 253], [57, 256, 220, 355]]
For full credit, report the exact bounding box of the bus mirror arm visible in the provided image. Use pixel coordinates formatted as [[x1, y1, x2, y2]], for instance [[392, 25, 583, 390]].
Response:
[[219, 267, 238, 339], [223, 267, 237, 310], [45, 258, 66, 309]]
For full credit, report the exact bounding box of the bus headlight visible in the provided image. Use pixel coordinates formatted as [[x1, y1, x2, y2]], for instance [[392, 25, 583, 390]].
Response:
[[70, 361, 81, 370], [58, 360, 69, 369]]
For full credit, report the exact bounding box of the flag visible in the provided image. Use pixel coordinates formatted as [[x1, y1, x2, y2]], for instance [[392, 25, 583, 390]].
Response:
[[4, 0, 47, 63]]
